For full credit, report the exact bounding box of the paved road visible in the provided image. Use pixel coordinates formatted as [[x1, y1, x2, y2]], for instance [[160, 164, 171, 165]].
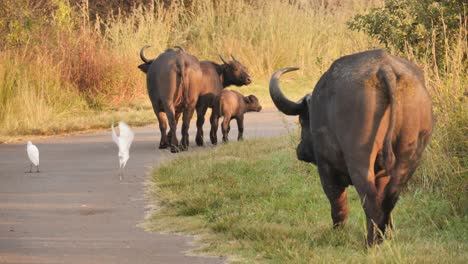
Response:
[[0, 109, 296, 264]]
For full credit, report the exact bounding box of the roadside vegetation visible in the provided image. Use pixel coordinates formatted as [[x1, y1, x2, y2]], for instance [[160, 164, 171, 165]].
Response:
[[147, 137, 467, 263]]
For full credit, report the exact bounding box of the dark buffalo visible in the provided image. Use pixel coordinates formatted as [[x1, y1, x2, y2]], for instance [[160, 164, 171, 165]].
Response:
[[139, 46, 203, 153], [139, 46, 252, 148], [269, 50, 433, 245], [210, 90, 262, 144]]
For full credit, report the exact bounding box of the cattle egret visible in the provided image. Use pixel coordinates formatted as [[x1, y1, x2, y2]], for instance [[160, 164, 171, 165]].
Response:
[[26, 141, 40, 173], [112, 121, 134, 181]]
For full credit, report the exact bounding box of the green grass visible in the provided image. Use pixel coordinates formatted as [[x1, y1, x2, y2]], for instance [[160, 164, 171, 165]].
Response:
[[147, 136, 467, 263]]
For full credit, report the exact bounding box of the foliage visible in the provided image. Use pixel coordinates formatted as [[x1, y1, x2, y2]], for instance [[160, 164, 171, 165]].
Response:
[[348, 0, 467, 70]]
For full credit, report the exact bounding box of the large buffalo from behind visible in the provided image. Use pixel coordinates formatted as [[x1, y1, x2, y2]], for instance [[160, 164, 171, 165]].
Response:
[[270, 50, 433, 245], [139, 46, 203, 153]]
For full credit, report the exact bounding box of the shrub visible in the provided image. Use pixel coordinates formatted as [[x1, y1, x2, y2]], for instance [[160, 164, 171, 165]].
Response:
[[347, 0, 467, 70]]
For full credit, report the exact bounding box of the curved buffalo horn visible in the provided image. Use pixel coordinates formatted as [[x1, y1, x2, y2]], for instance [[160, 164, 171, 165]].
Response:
[[230, 54, 239, 62], [140, 45, 151, 64], [174, 45, 185, 52], [269, 67, 304, 116], [219, 55, 229, 65]]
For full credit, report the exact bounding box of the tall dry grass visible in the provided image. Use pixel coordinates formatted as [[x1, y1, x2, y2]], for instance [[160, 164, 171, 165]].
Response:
[[0, 50, 88, 135], [103, 0, 375, 79], [410, 13, 468, 214], [0, 0, 376, 137]]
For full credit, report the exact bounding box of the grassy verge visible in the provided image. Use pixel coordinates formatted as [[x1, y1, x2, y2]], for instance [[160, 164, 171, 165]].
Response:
[[0, 104, 155, 143], [147, 136, 467, 263]]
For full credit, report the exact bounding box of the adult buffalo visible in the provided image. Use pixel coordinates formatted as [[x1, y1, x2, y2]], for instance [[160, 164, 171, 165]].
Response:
[[139, 46, 203, 153], [269, 50, 433, 245]]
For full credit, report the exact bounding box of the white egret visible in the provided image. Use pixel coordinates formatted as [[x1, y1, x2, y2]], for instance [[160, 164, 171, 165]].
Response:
[[26, 141, 40, 173], [111, 121, 134, 181]]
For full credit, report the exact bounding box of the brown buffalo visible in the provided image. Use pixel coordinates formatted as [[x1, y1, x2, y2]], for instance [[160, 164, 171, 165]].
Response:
[[139, 46, 252, 148], [139, 46, 203, 153], [270, 49, 433, 245], [210, 90, 262, 144]]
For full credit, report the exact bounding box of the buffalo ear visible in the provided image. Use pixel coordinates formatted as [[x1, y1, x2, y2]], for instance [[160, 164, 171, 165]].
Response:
[[244, 95, 257, 104], [138, 63, 150, 74], [304, 94, 312, 107], [298, 95, 311, 116]]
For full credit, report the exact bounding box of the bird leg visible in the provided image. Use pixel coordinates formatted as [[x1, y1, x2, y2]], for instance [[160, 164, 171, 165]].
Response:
[[26, 164, 32, 173], [36, 165, 40, 173], [119, 167, 124, 182]]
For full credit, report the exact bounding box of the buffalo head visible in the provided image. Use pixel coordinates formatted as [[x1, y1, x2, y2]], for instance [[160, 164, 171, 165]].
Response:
[[269, 67, 316, 163], [244, 95, 262, 112], [219, 55, 252, 86]]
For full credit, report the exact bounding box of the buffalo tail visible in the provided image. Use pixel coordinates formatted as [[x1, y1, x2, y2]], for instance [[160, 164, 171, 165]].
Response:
[[378, 65, 397, 175], [175, 57, 188, 107]]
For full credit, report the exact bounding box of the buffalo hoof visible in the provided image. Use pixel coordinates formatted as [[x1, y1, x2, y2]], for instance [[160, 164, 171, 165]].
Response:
[[170, 145, 180, 153], [196, 137, 204, 146], [159, 142, 169, 149], [180, 144, 189, 151], [210, 135, 217, 145], [332, 221, 346, 229]]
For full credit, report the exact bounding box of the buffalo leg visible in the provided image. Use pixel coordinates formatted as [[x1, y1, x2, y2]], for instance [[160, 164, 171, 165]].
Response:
[[164, 103, 179, 153], [236, 115, 244, 141], [317, 161, 349, 228], [181, 103, 196, 151], [375, 170, 392, 235], [380, 130, 431, 238], [195, 105, 208, 146], [221, 114, 231, 143], [354, 173, 381, 246], [345, 155, 383, 246], [210, 113, 219, 145], [167, 111, 181, 145], [156, 111, 169, 149]]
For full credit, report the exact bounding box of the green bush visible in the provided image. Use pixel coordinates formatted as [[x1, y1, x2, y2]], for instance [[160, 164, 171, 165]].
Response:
[[348, 0, 467, 69]]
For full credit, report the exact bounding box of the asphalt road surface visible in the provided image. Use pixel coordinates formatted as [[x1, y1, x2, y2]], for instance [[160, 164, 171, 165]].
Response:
[[0, 109, 296, 264]]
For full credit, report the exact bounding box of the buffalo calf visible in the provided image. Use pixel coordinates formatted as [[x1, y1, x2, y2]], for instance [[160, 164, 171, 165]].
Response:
[[210, 90, 262, 144]]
